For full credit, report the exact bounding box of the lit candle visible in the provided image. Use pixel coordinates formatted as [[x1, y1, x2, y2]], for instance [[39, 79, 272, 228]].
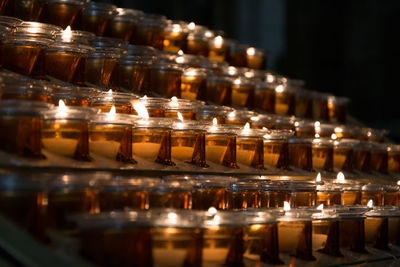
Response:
[[231, 77, 255, 109], [311, 137, 334, 171], [245, 47, 264, 69], [208, 35, 230, 62], [263, 130, 293, 170], [180, 67, 207, 100], [274, 84, 296, 115], [91, 90, 135, 114], [164, 97, 203, 120], [236, 123, 265, 169], [162, 22, 188, 53]]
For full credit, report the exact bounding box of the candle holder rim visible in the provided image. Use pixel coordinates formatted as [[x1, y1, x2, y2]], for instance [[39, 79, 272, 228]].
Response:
[[0, 16, 23, 27]]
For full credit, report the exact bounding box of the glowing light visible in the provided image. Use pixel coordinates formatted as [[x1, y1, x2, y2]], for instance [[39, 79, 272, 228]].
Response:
[[133, 102, 149, 119], [106, 105, 116, 121], [335, 127, 343, 133], [228, 111, 235, 118], [397, 180, 400, 186], [367, 199, 373, 208], [233, 78, 241, 85], [178, 50, 184, 55], [167, 212, 178, 224], [246, 47, 256, 56], [227, 66, 237, 76], [315, 133, 320, 138], [208, 207, 217, 214], [213, 35, 223, 48], [175, 56, 185, 64], [275, 85, 284, 93], [314, 121, 320, 128], [331, 133, 337, 140], [294, 121, 300, 127], [188, 22, 195, 30], [56, 100, 68, 117], [317, 204, 324, 210], [250, 224, 262, 231], [177, 112, 184, 122], [283, 201, 291, 211], [316, 173, 322, 183], [336, 172, 345, 183], [61, 26, 72, 42], [141, 95, 148, 99], [244, 122, 250, 130], [212, 118, 218, 126], [266, 74, 274, 83]]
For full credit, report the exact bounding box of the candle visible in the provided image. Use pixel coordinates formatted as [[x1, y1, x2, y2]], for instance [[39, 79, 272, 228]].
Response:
[[235, 123, 265, 169], [231, 76, 255, 109], [254, 81, 275, 113], [388, 207, 400, 246], [10, 0, 43, 21], [205, 119, 238, 168], [81, 2, 116, 36], [288, 137, 313, 171], [388, 145, 400, 174], [148, 180, 193, 209], [245, 47, 264, 69], [40, 0, 86, 28], [54, 28, 95, 45], [294, 120, 315, 137], [312, 137, 334, 171], [295, 89, 314, 119], [260, 181, 291, 208], [195, 104, 233, 124], [274, 84, 296, 115], [312, 92, 332, 121], [226, 180, 260, 209], [41, 100, 98, 160], [288, 181, 317, 208], [225, 110, 254, 126], [370, 142, 389, 173], [97, 177, 159, 211], [327, 96, 349, 123], [338, 206, 368, 253], [334, 173, 364, 205], [361, 184, 384, 206], [352, 141, 372, 172], [91, 91, 135, 114], [206, 73, 233, 106], [162, 21, 188, 53], [263, 130, 292, 170], [333, 139, 358, 172], [208, 35, 231, 63], [202, 60, 229, 75], [316, 183, 342, 206], [365, 206, 390, 251], [186, 27, 212, 56], [150, 59, 183, 98], [132, 14, 167, 50], [0, 100, 52, 158], [171, 117, 207, 167], [105, 8, 142, 41], [180, 67, 207, 100], [164, 97, 203, 120], [131, 97, 168, 117], [89, 107, 136, 163]]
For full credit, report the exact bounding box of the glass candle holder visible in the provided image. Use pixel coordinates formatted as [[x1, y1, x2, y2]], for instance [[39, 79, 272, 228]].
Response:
[[44, 42, 93, 82], [0, 82, 52, 102], [162, 21, 188, 53], [40, 0, 86, 28], [333, 139, 358, 172], [148, 180, 193, 209], [201, 59, 228, 75], [0, 16, 23, 27], [260, 181, 291, 208], [186, 28, 213, 56], [97, 177, 159, 211], [132, 118, 174, 166], [51, 86, 101, 107], [327, 96, 349, 123], [288, 180, 317, 208], [316, 183, 342, 206], [236, 127, 266, 169], [0, 173, 43, 236], [288, 137, 313, 171], [388, 144, 400, 174], [85, 46, 123, 87], [41, 104, 98, 161], [208, 35, 232, 63], [312, 138, 334, 171], [133, 14, 167, 50], [388, 207, 400, 246], [338, 206, 368, 253], [228, 43, 248, 67], [274, 84, 296, 115], [357, 127, 388, 143], [89, 112, 135, 163], [150, 60, 183, 98], [180, 67, 207, 100], [370, 142, 389, 174], [171, 120, 207, 167], [382, 184, 399, 206], [352, 141, 372, 173], [312, 92, 332, 121], [225, 110, 254, 126], [254, 81, 275, 113], [164, 98, 203, 120], [245, 47, 264, 69], [335, 180, 364, 205], [0, 100, 52, 158], [105, 8, 143, 41], [312, 209, 342, 257], [226, 181, 260, 209], [295, 89, 314, 119], [206, 73, 233, 106], [231, 76, 255, 109], [278, 208, 318, 260], [45, 174, 99, 231], [175, 53, 205, 68], [91, 92, 135, 114], [294, 120, 315, 137], [131, 97, 168, 118], [116, 55, 154, 93], [0, 35, 52, 75], [365, 207, 392, 251], [54, 29, 95, 45], [205, 123, 238, 168], [81, 2, 116, 36], [195, 105, 233, 124], [8, 0, 44, 21], [361, 183, 384, 206], [191, 176, 236, 210]]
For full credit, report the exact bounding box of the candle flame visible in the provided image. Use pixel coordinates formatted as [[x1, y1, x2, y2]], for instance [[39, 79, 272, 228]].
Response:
[[314, 121, 320, 128], [212, 118, 218, 126], [244, 122, 250, 130], [315, 133, 320, 138], [175, 56, 185, 64], [317, 204, 324, 210], [56, 100, 68, 117], [107, 89, 113, 94], [266, 74, 274, 83], [214, 35, 223, 47], [177, 112, 184, 122], [178, 50, 184, 55], [334, 127, 343, 133], [283, 201, 291, 211], [62, 26, 72, 42], [208, 207, 217, 214], [188, 22, 195, 30], [167, 212, 178, 224], [263, 133, 271, 139], [228, 111, 235, 118], [367, 199, 373, 208], [275, 85, 284, 93], [227, 66, 237, 76], [106, 105, 116, 121], [397, 180, 400, 186], [142, 95, 148, 99], [336, 172, 345, 183], [331, 133, 337, 140], [171, 96, 178, 102], [58, 100, 66, 109], [316, 173, 322, 183], [246, 47, 256, 56], [133, 102, 149, 119]]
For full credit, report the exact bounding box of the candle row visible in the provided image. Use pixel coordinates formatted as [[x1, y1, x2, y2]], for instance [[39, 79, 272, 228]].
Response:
[[0, 1, 264, 68], [1, 171, 399, 265]]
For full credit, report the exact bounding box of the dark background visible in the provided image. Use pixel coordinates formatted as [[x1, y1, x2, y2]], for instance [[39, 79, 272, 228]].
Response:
[[114, 0, 400, 141]]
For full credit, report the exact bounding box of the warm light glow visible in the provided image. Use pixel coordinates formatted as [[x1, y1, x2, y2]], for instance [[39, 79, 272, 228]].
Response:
[[212, 118, 218, 126], [61, 26, 72, 42], [106, 105, 116, 121], [315, 133, 320, 138], [266, 74, 274, 83], [367, 199, 373, 208], [169, 96, 179, 108], [141, 95, 148, 99], [250, 224, 262, 231], [336, 172, 345, 183], [175, 56, 185, 64], [204, 30, 214, 38], [246, 47, 256, 56], [227, 66, 237, 76], [275, 85, 284, 93], [188, 22, 195, 31], [133, 102, 149, 119], [331, 133, 337, 140], [283, 201, 291, 211], [107, 89, 113, 94], [334, 127, 343, 134], [171, 96, 178, 102], [244, 122, 250, 130], [397, 180, 400, 186], [316, 173, 322, 183], [167, 212, 178, 224], [208, 207, 217, 214], [228, 111, 235, 118], [294, 121, 300, 127], [177, 112, 184, 122], [213, 35, 223, 48], [317, 204, 324, 210], [263, 133, 271, 139], [58, 100, 66, 109], [178, 50, 184, 55], [314, 121, 321, 128], [56, 100, 68, 118]]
